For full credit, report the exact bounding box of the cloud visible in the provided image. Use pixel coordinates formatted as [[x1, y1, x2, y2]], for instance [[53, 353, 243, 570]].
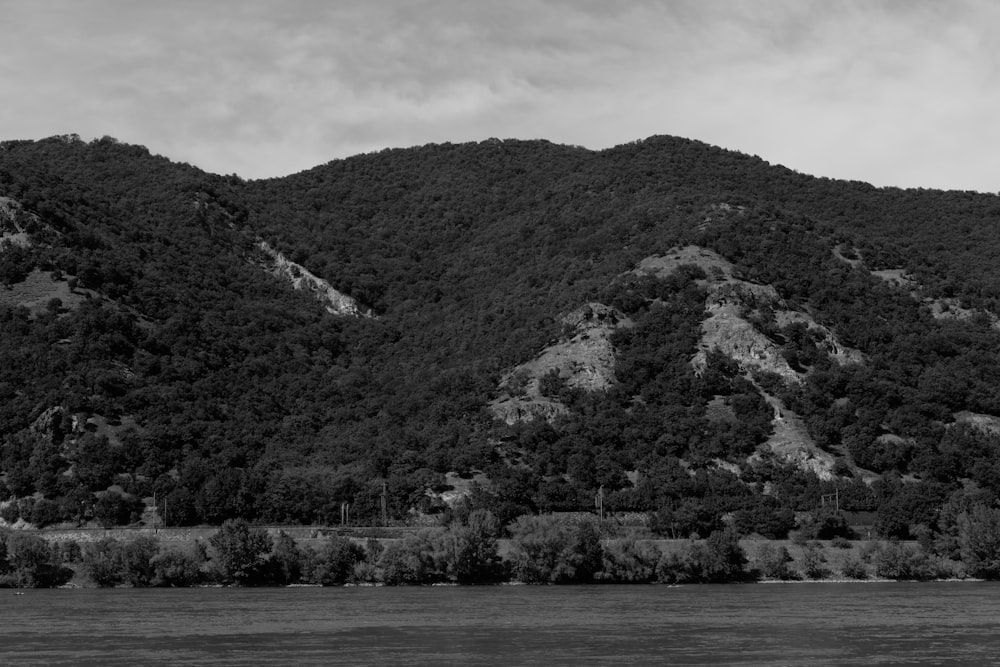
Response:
[[1, 0, 998, 190]]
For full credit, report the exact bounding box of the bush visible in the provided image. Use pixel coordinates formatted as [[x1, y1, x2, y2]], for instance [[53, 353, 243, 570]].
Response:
[[873, 542, 939, 581], [269, 531, 305, 585], [93, 491, 143, 528], [437, 510, 505, 584], [82, 537, 124, 587], [830, 536, 853, 549], [308, 536, 366, 585], [119, 536, 159, 586], [507, 515, 604, 584], [596, 539, 661, 583], [152, 545, 205, 587], [674, 528, 751, 583], [840, 555, 868, 579], [378, 535, 435, 585], [753, 543, 797, 580], [800, 542, 828, 580], [30, 498, 64, 528], [209, 519, 273, 585], [798, 509, 853, 541], [2, 531, 72, 588], [957, 505, 1000, 579]]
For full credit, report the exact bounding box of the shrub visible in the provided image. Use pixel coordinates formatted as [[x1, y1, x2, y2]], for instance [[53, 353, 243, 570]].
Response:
[[269, 531, 305, 585], [753, 543, 796, 580], [152, 546, 205, 587], [29, 498, 64, 528], [82, 537, 123, 587], [873, 542, 939, 581], [957, 505, 1000, 579], [378, 535, 435, 585], [507, 515, 604, 584], [800, 542, 828, 580], [309, 536, 366, 585], [596, 539, 661, 583], [675, 528, 751, 583], [830, 536, 853, 549], [209, 519, 273, 585], [437, 510, 505, 584], [118, 536, 159, 586], [2, 531, 72, 588], [840, 555, 868, 579]]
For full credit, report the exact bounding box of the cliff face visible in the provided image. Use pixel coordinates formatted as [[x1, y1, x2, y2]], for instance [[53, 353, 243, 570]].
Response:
[[257, 241, 366, 317]]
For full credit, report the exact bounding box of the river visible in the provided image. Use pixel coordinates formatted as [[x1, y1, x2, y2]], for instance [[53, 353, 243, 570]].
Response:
[[1, 582, 997, 665]]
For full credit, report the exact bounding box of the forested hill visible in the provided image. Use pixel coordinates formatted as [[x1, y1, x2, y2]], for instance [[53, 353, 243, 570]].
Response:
[[3, 133, 1000, 546]]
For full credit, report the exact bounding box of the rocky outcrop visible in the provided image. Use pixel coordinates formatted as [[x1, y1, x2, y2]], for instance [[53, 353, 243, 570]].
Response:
[[954, 411, 1000, 435], [636, 246, 863, 380], [0, 196, 35, 248], [489, 302, 628, 424], [258, 241, 366, 317], [693, 281, 802, 381], [773, 310, 865, 366]]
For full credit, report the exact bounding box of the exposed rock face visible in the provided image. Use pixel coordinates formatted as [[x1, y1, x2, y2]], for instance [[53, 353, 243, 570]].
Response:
[[28, 405, 69, 444], [694, 281, 801, 382], [492, 244, 867, 481], [0, 196, 35, 248], [954, 411, 1000, 435], [773, 311, 865, 366], [489, 397, 568, 426], [836, 244, 1000, 331], [489, 302, 628, 424], [634, 245, 735, 283], [638, 246, 863, 380], [753, 391, 837, 481], [257, 241, 366, 317]]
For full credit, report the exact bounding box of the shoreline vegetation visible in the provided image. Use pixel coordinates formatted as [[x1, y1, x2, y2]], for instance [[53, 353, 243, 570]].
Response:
[[1, 512, 993, 589]]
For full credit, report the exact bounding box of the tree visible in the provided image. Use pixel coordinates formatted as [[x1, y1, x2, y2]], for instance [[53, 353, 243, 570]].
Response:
[[753, 543, 796, 580], [119, 536, 160, 586], [507, 515, 604, 584], [678, 528, 749, 583], [94, 491, 143, 529], [596, 538, 661, 583], [957, 505, 1000, 579], [269, 531, 305, 585], [82, 537, 124, 587], [2, 531, 72, 588], [151, 545, 205, 587], [438, 509, 505, 584], [378, 533, 435, 585], [308, 535, 365, 585], [209, 519, 273, 585]]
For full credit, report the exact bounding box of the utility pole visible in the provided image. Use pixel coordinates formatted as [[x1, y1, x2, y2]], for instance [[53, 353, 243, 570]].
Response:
[[381, 482, 388, 527], [595, 485, 604, 521]]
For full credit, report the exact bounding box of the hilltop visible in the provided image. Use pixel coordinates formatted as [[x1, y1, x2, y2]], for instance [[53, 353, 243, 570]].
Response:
[[2, 134, 1000, 550]]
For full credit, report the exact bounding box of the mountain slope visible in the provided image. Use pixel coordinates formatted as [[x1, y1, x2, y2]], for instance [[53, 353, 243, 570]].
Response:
[[2, 134, 1000, 541]]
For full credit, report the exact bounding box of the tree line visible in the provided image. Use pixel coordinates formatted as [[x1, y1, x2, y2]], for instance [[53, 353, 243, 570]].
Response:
[[8, 502, 1000, 589]]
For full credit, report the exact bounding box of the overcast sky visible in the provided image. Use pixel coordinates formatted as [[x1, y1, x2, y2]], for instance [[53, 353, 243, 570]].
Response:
[[3, 0, 998, 191]]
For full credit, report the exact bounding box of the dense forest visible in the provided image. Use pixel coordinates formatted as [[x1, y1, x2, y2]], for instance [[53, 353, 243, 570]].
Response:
[[3, 133, 1000, 561]]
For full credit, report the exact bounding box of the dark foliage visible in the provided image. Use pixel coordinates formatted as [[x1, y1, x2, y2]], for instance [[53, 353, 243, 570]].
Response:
[[2, 134, 1000, 535]]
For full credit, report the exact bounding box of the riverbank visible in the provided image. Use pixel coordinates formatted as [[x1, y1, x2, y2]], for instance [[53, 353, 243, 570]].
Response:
[[4, 511, 972, 589]]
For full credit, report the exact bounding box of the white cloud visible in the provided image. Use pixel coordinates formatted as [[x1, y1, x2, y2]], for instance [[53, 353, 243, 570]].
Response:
[[1, 0, 998, 190]]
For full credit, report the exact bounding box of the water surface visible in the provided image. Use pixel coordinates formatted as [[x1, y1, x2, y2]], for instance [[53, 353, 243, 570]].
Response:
[[1, 583, 996, 665]]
